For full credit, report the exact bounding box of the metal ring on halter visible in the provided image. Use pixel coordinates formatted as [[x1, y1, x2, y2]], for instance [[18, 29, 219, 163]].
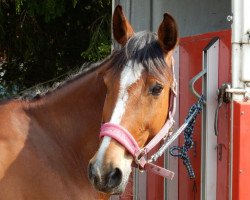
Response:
[[134, 149, 146, 165], [134, 149, 147, 172]]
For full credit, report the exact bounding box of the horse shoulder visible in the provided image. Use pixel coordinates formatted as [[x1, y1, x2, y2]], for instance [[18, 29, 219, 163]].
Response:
[[0, 100, 100, 200]]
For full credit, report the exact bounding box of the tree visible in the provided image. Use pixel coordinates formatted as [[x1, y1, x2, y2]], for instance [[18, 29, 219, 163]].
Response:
[[0, 0, 111, 98]]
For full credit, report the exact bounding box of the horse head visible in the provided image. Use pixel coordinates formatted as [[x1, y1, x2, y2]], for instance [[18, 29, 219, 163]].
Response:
[[88, 5, 178, 195]]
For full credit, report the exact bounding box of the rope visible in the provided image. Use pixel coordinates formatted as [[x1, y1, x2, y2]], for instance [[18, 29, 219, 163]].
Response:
[[169, 95, 205, 179]]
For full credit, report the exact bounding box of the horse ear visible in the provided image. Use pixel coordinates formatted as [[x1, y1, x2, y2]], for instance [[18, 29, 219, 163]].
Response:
[[113, 5, 134, 45], [158, 13, 178, 52]]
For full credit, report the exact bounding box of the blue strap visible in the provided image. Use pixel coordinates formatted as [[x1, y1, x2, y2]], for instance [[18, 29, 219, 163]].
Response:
[[170, 95, 205, 179]]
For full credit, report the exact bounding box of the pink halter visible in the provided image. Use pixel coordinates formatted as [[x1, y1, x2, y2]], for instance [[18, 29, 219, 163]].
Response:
[[99, 80, 177, 180], [100, 123, 140, 156]]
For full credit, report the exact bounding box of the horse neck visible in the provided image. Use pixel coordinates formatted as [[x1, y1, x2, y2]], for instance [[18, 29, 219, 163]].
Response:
[[27, 63, 107, 163]]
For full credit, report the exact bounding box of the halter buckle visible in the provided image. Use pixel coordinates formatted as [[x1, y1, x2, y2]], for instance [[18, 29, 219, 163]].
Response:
[[172, 79, 178, 95], [134, 149, 147, 167]]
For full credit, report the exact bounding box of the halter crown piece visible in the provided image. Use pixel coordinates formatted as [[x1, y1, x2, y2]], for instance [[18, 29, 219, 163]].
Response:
[[99, 58, 177, 180]]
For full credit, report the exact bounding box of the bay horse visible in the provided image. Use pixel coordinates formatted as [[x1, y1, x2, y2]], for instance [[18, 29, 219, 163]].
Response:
[[0, 5, 178, 200]]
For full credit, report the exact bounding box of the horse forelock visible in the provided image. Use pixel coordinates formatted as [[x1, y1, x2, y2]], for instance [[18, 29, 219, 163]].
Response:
[[111, 31, 173, 84]]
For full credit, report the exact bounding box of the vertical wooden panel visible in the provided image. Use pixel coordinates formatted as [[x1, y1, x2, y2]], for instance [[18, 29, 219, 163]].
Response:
[[129, 0, 151, 32], [151, 1, 169, 32], [117, 0, 152, 32]]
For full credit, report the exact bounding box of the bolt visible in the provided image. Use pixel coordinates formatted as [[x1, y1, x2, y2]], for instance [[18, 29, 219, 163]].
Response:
[[240, 169, 243, 173], [241, 111, 244, 115], [227, 15, 233, 22]]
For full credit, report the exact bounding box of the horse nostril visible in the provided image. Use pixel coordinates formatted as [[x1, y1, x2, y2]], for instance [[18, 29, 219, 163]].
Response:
[[106, 168, 122, 188], [88, 162, 100, 185], [88, 163, 94, 180], [88, 163, 123, 191]]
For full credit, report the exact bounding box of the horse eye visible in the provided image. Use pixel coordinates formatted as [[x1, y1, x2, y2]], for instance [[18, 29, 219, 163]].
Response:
[[149, 83, 163, 96]]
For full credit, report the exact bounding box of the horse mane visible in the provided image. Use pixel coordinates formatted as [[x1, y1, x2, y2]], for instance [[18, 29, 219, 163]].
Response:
[[18, 31, 172, 100], [19, 56, 112, 100]]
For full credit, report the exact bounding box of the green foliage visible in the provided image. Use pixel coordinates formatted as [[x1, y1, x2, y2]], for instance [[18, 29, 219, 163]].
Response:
[[72, 0, 78, 8], [15, 0, 66, 22], [81, 14, 111, 61], [0, 0, 111, 99]]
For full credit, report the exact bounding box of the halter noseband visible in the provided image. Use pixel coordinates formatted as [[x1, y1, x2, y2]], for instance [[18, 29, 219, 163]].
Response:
[[99, 78, 177, 180]]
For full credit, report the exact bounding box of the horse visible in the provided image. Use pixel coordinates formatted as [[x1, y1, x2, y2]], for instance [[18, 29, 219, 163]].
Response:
[[0, 5, 178, 200]]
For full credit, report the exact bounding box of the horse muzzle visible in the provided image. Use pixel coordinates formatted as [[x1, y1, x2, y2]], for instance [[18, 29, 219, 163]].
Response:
[[87, 161, 124, 193]]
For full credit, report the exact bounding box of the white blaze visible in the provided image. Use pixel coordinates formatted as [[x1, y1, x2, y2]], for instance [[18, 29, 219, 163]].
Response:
[[95, 61, 143, 167], [110, 61, 143, 124]]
